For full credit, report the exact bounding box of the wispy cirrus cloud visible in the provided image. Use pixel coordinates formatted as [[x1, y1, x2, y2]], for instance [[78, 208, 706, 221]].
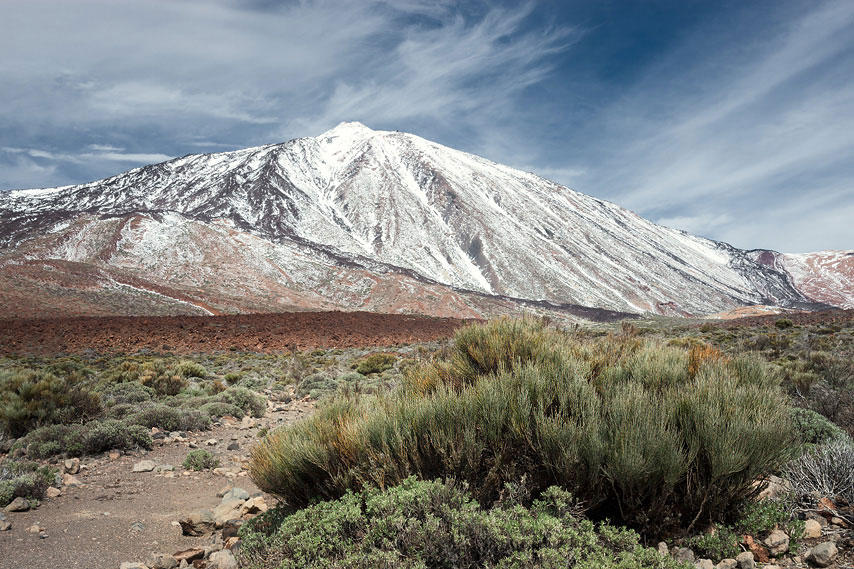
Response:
[[572, 0, 854, 252]]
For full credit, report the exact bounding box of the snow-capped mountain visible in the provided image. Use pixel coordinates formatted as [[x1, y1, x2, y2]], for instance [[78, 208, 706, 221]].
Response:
[[0, 122, 848, 318]]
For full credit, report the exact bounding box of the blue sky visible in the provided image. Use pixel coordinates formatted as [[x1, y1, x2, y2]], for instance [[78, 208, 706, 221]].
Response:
[[1, 0, 852, 253]]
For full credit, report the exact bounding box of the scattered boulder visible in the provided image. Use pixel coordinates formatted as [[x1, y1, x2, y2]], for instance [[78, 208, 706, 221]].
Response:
[[63, 457, 80, 474], [672, 547, 695, 563], [695, 559, 713, 569], [132, 460, 157, 473], [205, 439, 218, 446], [172, 548, 205, 563], [45, 487, 62, 498], [0, 521, 10, 531], [213, 499, 243, 526], [178, 510, 216, 537], [119, 563, 148, 569], [5, 497, 30, 512], [657, 542, 668, 557], [221, 487, 250, 502], [763, 529, 789, 556], [62, 473, 83, 487], [806, 542, 838, 567], [226, 442, 239, 451], [715, 559, 737, 569], [735, 551, 754, 569], [147, 553, 178, 569], [216, 485, 233, 498], [27, 523, 43, 533], [208, 550, 238, 569], [804, 518, 823, 538], [240, 496, 268, 517], [743, 535, 769, 563], [154, 464, 175, 472]]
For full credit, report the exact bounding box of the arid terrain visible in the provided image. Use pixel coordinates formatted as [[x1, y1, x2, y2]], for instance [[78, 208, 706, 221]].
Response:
[[0, 311, 476, 356]]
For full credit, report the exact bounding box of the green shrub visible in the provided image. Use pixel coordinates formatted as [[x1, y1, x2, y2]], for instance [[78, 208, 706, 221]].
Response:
[[218, 387, 266, 418], [355, 354, 396, 375], [100, 381, 155, 405], [224, 373, 243, 385], [775, 319, 794, 329], [125, 404, 210, 432], [139, 361, 187, 396], [0, 459, 57, 507], [0, 369, 102, 437], [689, 499, 805, 559], [789, 407, 848, 446], [18, 419, 152, 458], [184, 449, 219, 471], [250, 318, 796, 538], [200, 401, 244, 419], [237, 477, 689, 569], [174, 360, 207, 379]]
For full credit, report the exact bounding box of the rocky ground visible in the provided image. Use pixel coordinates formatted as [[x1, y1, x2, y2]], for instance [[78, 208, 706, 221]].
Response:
[[0, 311, 474, 355], [0, 393, 314, 569]]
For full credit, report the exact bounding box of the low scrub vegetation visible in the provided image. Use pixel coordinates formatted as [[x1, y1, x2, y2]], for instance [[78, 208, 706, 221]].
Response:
[[238, 476, 689, 569], [183, 449, 220, 471], [15, 419, 152, 459], [0, 459, 56, 507], [250, 318, 796, 537]]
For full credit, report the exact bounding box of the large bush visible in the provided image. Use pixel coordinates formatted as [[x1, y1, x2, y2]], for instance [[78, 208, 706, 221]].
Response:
[[250, 318, 796, 537], [237, 477, 689, 569], [0, 369, 102, 437], [17, 419, 152, 458], [124, 404, 210, 432]]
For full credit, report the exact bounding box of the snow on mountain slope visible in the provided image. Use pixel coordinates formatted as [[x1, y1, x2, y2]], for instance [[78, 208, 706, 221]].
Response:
[[778, 251, 854, 309], [0, 121, 837, 317]]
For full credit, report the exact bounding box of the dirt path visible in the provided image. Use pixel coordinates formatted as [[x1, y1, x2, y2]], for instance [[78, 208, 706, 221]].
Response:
[[0, 398, 314, 569]]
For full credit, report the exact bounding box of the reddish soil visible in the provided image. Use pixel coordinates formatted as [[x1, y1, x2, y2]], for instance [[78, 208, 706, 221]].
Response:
[[0, 311, 479, 356], [703, 308, 854, 328]]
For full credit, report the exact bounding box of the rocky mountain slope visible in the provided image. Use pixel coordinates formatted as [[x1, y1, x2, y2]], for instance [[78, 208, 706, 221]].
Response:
[[0, 122, 848, 318]]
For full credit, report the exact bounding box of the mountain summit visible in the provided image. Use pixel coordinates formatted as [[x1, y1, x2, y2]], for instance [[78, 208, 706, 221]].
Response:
[[1, 123, 851, 318]]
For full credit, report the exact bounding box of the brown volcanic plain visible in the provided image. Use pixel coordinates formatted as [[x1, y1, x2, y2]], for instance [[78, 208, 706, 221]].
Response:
[[0, 311, 477, 356]]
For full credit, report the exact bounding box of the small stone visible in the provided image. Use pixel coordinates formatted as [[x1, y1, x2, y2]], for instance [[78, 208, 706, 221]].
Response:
[[696, 560, 714, 569], [657, 542, 668, 556], [109, 451, 121, 460], [62, 473, 83, 487], [27, 523, 43, 533], [132, 460, 156, 472], [172, 547, 205, 563], [130, 521, 146, 532], [45, 487, 61, 498], [0, 521, 10, 531], [804, 518, 823, 538], [806, 542, 838, 567], [216, 485, 233, 498], [178, 510, 216, 536], [147, 552, 178, 569], [154, 464, 175, 472], [224, 536, 240, 550], [119, 563, 148, 569], [715, 559, 737, 569], [221, 487, 250, 502], [208, 550, 237, 569], [763, 529, 789, 556], [38, 532, 47, 539], [63, 457, 80, 474], [735, 551, 754, 569], [830, 516, 847, 527], [205, 439, 218, 446], [226, 442, 239, 451], [673, 547, 695, 563], [4, 497, 29, 512], [763, 566, 780, 569]]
